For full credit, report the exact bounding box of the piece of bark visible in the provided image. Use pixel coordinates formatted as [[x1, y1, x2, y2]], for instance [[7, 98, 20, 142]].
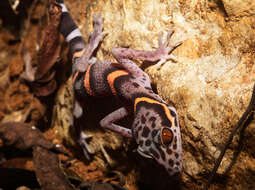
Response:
[[21, 1, 62, 97], [33, 146, 74, 190], [0, 122, 54, 150], [35, 2, 61, 80]]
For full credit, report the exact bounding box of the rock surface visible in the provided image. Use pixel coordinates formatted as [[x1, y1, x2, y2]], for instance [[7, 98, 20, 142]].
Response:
[[54, 0, 255, 189]]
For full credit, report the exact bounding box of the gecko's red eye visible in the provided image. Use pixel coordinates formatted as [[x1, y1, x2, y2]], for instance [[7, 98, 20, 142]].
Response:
[[160, 128, 173, 146]]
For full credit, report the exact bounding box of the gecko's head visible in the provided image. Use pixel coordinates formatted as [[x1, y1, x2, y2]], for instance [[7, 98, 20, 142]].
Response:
[[132, 97, 182, 176]]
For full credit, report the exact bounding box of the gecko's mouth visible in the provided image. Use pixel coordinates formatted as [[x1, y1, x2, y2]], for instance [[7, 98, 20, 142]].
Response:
[[137, 146, 153, 159]]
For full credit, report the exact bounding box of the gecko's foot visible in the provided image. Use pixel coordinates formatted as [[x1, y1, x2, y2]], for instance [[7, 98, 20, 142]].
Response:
[[92, 13, 104, 35], [102, 171, 126, 187], [89, 13, 106, 48], [155, 30, 182, 66], [78, 131, 94, 160], [99, 143, 116, 167]]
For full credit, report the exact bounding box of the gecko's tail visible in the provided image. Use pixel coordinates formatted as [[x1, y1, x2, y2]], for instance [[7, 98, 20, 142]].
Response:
[[57, 0, 85, 55]]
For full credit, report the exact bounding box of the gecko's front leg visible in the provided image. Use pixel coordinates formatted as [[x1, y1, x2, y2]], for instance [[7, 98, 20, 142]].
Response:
[[100, 107, 132, 138]]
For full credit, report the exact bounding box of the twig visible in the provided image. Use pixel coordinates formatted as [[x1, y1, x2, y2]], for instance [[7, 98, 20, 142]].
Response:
[[204, 83, 255, 190]]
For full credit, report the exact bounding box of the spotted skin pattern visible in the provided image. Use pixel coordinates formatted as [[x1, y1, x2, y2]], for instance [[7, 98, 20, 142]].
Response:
[[58, 0, 182, 176]]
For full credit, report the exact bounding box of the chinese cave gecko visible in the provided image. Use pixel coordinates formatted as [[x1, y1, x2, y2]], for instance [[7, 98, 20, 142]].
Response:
[[57, 0, 182, 176]]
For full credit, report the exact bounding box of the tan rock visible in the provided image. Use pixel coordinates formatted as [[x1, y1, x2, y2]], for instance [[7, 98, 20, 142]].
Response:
[[222, 0, 255, 18]]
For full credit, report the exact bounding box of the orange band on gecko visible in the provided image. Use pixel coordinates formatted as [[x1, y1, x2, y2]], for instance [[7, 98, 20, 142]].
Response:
[[107, 70, 129, 96], [134, 97, 175, 125], [84, 64, 96, 96]]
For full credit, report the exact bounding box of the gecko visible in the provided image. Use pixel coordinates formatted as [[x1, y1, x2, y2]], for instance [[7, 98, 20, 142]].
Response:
[[57, 0, 182, 176]]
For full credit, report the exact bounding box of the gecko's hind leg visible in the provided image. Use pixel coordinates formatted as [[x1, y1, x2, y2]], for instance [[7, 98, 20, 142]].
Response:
[[74, 102, 95, 160], [112, 30, 182, 70], [111, 30, 181, 88], [75, 13, 105, 72]]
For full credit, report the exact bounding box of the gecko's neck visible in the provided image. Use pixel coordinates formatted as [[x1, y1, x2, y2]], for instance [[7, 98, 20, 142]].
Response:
[[132, 91, 166, 112]]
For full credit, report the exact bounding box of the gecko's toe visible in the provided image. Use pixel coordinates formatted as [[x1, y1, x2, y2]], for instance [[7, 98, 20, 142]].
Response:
[[100, 143, 116, 167], [92, 13, 103, 31], [158, 31, 163, 47], [166, 54, 178, 62], [79, 131, 94, 160], [167, 41, 182, 54], [166, 30, 175, 43], [105, 171, 126, 186]]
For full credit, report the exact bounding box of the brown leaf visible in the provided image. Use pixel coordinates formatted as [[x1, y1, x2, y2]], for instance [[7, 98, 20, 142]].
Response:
[[0, 122, 53, 150], [9, 55, 24, 77], [33, 146, 74, 190], [37, 70, 56, 83], [0, 122, 74, 190], [35, 3, 62, 80], [33, 79, 57, 97], [21, 2, 62, 97]]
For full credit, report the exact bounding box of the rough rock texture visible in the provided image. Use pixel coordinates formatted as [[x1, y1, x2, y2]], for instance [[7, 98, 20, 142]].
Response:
[[53, 0, 255, 189]]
